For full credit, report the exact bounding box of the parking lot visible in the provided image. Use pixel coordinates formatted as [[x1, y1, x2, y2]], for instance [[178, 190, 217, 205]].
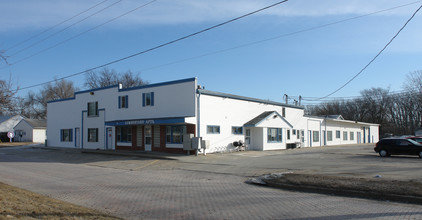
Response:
[[1, 144, 422, 219]]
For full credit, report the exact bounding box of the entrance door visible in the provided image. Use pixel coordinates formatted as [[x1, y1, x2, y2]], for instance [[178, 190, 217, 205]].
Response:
[[75, 128, 80, 148], [357, 132, 361, 144], [323, 131, 326, 146], [245, 128, 251, 149], [106, 127, 112, 149], [144, 126, 152, 151], [309, 131, 312, 147]]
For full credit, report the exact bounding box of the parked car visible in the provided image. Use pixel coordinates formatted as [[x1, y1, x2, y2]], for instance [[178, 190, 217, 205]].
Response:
[[374, 138, 422, 158], [406, 136, 422, 144]]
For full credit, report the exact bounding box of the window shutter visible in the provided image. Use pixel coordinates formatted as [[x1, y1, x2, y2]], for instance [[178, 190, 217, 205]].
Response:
[[96, 128, 99, 142], [142, 93, 146, 107], [95, 102, 98, 115], [126, 95, 129, 108], [118, 96, 121, 109], [70, 129, 73, 142], [60, 130, 63, 141], [151, 92, 154, 106]]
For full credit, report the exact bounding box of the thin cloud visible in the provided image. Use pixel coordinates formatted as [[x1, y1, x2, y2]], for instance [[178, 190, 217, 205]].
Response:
[[0, 0, 418, 31]]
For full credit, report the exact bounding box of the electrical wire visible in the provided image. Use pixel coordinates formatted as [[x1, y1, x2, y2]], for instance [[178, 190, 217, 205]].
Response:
[[5, 0, 158, 67], [4, 0, 110, 52], [134, 1, 422, 73], [14, 0, 289, 92], [308, 3, 422, 101], [7, 0, 123, 58]]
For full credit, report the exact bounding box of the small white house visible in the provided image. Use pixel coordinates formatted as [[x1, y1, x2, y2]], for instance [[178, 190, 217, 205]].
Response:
[[14, 119, 46, 143], [0, 115, 24, 142], [47, 77, 379, 154]]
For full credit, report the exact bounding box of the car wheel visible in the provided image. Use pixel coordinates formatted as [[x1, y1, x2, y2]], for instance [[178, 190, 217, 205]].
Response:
[[379, 149, 389, 157], [419, 151, 422, 159]]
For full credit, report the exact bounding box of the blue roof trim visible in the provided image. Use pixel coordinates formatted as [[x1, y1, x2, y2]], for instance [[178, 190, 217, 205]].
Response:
[[198, 89, 304, 109], [75, 84, 119, 95], [119, 77, 196, 92], [244, 111, 293, 128], [47, 97, 75, 104], [47, 77, 196, 104]]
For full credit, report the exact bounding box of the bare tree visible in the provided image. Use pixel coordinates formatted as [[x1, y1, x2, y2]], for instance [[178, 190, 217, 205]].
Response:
[[85, 68, 148, 89], [0, 74, 18, 115], [0, 49, 8, 65], [23, 79, 77, 119]]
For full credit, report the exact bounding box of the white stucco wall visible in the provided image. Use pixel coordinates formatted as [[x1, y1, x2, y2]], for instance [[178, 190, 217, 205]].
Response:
[[198, 93, 305, 153], [33, 129, 46, 143], [14, 120, 33, 142], [47, 78, 197, 149]]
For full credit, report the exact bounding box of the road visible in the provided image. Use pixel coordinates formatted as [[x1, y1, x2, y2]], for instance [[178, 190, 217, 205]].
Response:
[[1, 144, 422, 219]]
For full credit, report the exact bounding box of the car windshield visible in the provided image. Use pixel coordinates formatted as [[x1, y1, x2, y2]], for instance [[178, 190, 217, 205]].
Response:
[[407, 139, 422, 146], [412, 138, 422, 142]]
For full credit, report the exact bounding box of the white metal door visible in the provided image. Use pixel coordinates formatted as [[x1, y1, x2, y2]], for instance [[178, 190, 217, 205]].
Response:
[[75, 128, 80, 148], [106, 127, 113, 149]]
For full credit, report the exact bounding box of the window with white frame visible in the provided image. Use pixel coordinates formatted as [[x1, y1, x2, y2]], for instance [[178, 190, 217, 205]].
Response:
[[207, 125, 220, 134], [145, 126, 152, 145], [117, 126, 132, 142], [287, 129, 290, 140], [118, 95, 128, 108], [327, 131, 333, 141], [166, 125, 185, 144], [87, 102, 98, 117], [350, 131, 354, 141], [313, 131, 319, 142], [267, 128, 282, 143], [88, 128, 98, 142], [232, 126, 243, 135], [343, 131, 348, 140], [336, 130, 340, 139], [60, 129, 72, 142], [142, 92, 154, 107]]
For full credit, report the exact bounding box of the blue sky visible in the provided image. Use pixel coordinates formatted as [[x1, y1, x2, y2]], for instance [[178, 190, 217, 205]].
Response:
[[1, 0, 421, 105]]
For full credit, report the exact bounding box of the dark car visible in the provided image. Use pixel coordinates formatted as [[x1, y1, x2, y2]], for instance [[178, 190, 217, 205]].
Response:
[[374, 138, 422, 158], [406, 136, 422, 144]]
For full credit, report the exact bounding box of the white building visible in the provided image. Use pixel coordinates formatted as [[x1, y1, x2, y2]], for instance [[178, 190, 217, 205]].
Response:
[[47, 78, 379, 154], [14, 119, 46, 143], [0, 115, 24, 142]]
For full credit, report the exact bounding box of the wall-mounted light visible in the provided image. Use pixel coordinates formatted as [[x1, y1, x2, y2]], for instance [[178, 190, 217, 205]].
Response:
[[273, 115, 277, 119], [90, 92, 94, 95]]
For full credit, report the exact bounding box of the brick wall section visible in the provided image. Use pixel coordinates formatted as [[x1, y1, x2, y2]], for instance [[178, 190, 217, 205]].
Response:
[[186, 124, 196, 136], [132, 126, 137, 148], [160, 125, 166, 148]]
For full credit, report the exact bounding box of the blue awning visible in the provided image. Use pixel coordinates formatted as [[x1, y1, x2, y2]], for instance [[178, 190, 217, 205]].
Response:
[[105, 117, 186, 126]]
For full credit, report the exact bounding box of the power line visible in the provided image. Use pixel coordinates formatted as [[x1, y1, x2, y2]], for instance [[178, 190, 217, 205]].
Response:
[[14, 0, 289, 92], [309, 3, 422, 101], [7, 0, 123, 58], [5, 0, 158, 67], [136, 1, 422, 73], [4, 0, 110, 52]]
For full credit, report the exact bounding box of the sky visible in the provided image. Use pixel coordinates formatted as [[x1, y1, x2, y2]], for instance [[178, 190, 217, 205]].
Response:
[[1, 0, 421, 106]]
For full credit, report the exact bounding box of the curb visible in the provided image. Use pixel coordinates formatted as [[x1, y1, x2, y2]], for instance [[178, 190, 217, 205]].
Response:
[[81, 149, 178, 160], [247, 175, 422, 205]]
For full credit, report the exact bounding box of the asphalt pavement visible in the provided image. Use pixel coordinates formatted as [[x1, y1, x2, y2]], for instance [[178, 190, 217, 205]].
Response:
[[1, 144, 422, 219]]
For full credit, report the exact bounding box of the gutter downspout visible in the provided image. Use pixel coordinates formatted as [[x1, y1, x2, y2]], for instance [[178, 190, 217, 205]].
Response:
[[196, 89, 203, 155]]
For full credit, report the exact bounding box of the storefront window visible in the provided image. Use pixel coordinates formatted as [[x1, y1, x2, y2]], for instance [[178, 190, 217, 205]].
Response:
[[117, 126, 132, 142], [166, 125, 185, 144]]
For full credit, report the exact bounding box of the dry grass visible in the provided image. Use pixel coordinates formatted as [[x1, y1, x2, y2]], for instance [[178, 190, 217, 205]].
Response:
[[0, 142, 34, 148], [0, 182, 121, 220]]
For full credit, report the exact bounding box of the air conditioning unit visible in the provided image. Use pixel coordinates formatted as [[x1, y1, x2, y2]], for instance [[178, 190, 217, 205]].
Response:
[[201, 139, 210, 149], [183, 134, 194, 150]]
